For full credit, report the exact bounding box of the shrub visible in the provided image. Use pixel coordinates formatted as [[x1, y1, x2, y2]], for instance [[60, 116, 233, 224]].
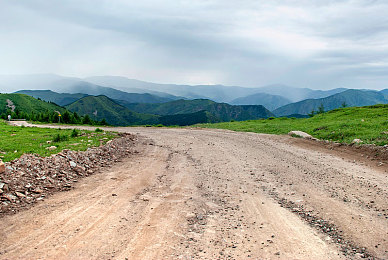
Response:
[[95, 128, 103, 132], [53, 133, 69, 142], [71, 129, 79, 137]]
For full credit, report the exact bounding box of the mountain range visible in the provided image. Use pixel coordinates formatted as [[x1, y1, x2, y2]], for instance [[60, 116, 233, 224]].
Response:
[[1, 74, 387, 124], [67, 96, 274, 126], [0, 74, 364, 106]]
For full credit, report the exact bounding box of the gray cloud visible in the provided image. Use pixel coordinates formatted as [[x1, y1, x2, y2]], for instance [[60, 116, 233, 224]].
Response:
[[0, 0, 387, 89]]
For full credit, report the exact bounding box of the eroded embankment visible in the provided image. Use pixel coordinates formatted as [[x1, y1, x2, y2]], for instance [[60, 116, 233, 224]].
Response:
[[0, 133, 137, 216]]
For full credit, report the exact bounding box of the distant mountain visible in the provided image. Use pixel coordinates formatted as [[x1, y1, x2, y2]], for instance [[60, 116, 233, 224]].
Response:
[[380, 89, 388, 99], [0, 93, 65, 115], [15, 90, 88, 106], [252, 85, 348, 102], [0, 74, 178, 104], [120, 99, 274, 121], [65, 96, 159, 126], [84, 76, 349, 103], [230, 93, 291, 110], [273, 89, 388, 116], [51, 80, 175, 104]]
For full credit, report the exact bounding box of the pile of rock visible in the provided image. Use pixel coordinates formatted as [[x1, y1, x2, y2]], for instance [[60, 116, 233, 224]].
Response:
[[0, 133, 137, 215]]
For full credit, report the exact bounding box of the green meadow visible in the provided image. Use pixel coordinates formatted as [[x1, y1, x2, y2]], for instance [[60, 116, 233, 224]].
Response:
[[0, 120, 118, 162]]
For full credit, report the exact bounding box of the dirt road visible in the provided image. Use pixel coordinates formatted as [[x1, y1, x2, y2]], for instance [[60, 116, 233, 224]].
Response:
[[1, 125, 387, 259]]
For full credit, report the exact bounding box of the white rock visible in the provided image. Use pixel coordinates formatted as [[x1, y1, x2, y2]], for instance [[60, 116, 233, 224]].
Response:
[[352, 139, 363, 144], [70, 161, 77, 168], [288, 131, 316, 140], [45, 146, 57, 151]]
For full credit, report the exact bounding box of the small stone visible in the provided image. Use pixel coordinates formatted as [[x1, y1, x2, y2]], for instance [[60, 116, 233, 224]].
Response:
[[112, 193, 117, 196], [46, 146, 57, 151], [0, 161, 5, 174], [3, 193, 17, 201], [33, 188, 43, 194], [352, 139, 363, 144], [15, 191, 26, 198], [70, 161, 77, 167]]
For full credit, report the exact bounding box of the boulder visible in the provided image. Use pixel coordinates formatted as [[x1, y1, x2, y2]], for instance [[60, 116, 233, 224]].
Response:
[[288, 131, 317, 140]]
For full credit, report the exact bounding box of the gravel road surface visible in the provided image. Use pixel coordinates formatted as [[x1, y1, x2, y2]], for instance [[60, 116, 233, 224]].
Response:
[[1, 123, 387, 259]]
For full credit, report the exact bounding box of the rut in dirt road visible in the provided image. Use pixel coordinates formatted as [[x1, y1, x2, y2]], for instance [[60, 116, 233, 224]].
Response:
[[1, 124, 387, 259]]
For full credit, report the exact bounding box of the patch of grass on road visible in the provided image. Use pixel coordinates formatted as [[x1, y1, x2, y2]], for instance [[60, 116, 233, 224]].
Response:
[[0, 120, 118, 162], [196, 104, 388, 146]]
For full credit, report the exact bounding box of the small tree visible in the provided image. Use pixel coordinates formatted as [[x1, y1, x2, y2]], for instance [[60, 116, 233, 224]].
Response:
[[308, 109, 316, 117], [341, 101, 347, 108], [317, 103, 325, 114], [62, 110, 71, 123], [82, 114, 92, 125], [100, 118, 108, 126]]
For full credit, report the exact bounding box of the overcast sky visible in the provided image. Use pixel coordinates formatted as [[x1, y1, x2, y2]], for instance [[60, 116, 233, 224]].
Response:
[[0, 0, 387, 89]]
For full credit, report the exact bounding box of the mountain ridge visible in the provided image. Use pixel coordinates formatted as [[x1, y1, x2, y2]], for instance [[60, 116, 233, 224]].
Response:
[[273, 89, 388, 116]]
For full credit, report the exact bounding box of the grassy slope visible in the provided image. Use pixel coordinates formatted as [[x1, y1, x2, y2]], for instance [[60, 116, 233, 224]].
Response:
[[197, 104, 388, 146], [66, 95, 159, 126], [0, 120, 118, 162], [0, 93, 65, 114]]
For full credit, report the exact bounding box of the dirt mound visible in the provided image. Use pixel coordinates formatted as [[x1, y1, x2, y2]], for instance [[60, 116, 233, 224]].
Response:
[[0, 134, 137, 216]]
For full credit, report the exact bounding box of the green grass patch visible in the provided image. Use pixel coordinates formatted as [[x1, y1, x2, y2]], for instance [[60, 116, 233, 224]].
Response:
[[196, 104, 388, 146], [0, 120, 119, 162]]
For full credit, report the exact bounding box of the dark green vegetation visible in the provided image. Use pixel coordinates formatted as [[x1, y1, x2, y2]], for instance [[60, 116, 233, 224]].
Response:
[[0, 120, 118, 162], [159, 110, 219, 126], [0, 93, 106, 125], [65, 95, 159, 126], [273, 89, 388, 116], [121, 99, 274, 122], [16, 90, 89, 106], [197, 104, 388, 146], [67, 96, 255, 126], [230, 93, 291, 110]]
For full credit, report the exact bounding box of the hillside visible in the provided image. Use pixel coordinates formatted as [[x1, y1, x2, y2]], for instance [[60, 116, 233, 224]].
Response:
[[159, 110, 219, 126], [230, 93, 291, 110], [198, 104, 388, 146], [0, 93, 65, 115], [65, 96, 159, 126], [120, 99, 274, 121], [15, 90, 88, 106], [273, 89, 388, 116]]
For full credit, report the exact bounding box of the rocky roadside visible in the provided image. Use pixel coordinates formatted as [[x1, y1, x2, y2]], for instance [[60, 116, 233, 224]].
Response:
[[0, 133, 137, 216]]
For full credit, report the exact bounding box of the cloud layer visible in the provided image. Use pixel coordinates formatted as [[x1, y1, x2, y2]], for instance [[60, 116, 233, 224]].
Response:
[[0, 0, 387, 89]]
